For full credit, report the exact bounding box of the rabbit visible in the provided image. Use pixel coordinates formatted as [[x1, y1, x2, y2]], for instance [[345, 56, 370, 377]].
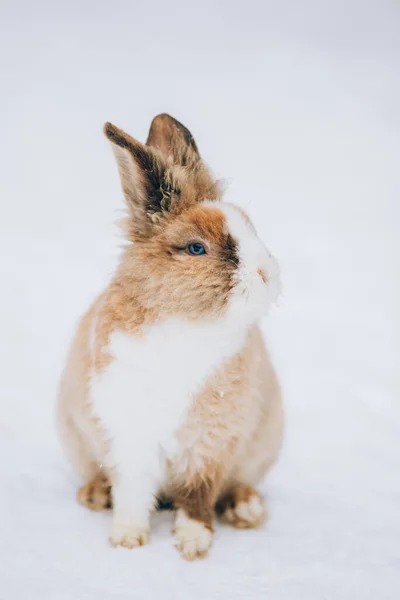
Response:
[[57, 113, 284, 560]]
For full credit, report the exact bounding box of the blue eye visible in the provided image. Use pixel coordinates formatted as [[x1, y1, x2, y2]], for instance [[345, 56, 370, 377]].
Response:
[[188, 243, 206, 256]]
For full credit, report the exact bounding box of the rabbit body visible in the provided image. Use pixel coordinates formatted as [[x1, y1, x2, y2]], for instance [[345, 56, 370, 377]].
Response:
[[58, 115, 283, 559]]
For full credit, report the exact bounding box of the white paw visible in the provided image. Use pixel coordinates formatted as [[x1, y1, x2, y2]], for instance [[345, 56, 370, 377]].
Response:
[[109, 520, 150, 549], [224, 494, 266, 528], [174, 509, 213, 560]]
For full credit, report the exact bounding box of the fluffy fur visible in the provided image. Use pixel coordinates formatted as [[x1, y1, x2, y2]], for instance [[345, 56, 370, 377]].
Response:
[[57, 113, 284, 560]]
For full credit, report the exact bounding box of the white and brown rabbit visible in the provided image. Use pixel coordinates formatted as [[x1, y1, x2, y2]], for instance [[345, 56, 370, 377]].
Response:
[[57, 114, 283, 560]]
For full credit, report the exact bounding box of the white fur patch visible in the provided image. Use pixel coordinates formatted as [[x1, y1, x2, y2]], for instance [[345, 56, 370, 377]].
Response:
[[174, 509, 213, 560], [109, 520, 150, 549], [202, 201, 281, 321], [220, 204, 281, 322], [90, 316, 247, 533], [235, 495, 265, 522], [224, 493, 265, 527]]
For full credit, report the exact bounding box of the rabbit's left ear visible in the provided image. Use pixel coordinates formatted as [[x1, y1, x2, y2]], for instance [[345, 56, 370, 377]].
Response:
[[146, 113, 200, 167], [104, 122, 172, 237]]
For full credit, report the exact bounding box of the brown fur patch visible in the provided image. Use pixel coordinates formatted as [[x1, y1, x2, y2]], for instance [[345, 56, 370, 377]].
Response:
[[146, 113, 200, 167], [86, 204, 241, 350], [77, 473, 112, 511], [216, 485, 256, 511], [168, 204, 239, 264], [173, 469, 223, 530]]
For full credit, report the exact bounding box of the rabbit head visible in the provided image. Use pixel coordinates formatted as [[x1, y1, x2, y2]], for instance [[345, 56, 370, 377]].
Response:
[[104, 114, 280, 325]]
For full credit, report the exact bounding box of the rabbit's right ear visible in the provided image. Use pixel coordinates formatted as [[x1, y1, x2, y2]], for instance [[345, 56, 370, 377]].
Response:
[[104, 122, 169, 238], [146, 113, 200, 167]]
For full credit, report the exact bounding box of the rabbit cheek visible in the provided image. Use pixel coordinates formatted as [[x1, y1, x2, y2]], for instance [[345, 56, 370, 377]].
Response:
[[220, 205, 281, 323]]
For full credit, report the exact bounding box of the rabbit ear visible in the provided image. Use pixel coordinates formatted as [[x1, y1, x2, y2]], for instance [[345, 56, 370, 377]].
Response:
[[104, 122, 169, 237], [146, 113, 200, 166]]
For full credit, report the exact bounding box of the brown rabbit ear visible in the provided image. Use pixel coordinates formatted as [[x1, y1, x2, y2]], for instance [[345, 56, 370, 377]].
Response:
[[104, 122, 170, 237], [146, 113, 200, 166]]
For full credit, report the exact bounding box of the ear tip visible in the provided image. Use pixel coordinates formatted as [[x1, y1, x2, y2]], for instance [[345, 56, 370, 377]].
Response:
[[104, 121, 117, 139], [103, 122, 130, 150], [150, 113, 185, 133], [152, 113, 174, 123]]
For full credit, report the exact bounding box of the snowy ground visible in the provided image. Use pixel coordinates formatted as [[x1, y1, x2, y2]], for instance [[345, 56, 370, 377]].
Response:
[[1, 1, 399, 598]]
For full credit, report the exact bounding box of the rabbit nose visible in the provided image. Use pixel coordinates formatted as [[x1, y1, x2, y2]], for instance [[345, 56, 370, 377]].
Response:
[[257, 268, 267, 284]]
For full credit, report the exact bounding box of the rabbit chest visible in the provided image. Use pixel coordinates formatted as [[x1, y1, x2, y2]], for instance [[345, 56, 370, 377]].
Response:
[[90, 317, 246, 478]]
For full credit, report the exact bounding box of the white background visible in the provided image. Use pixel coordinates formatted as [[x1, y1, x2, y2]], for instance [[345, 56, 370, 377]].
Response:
[[1, 1, 399, 598]]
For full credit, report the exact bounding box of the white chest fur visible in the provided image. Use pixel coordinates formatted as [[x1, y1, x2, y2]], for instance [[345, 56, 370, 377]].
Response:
[[90, 316, 246, 485]]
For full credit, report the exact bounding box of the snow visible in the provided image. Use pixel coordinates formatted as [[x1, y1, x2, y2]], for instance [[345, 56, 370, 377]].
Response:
[[1, 1, 399, 598]]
